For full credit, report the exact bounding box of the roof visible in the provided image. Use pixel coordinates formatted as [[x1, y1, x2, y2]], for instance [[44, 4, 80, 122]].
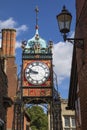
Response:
[[24, 27, 48, 54]]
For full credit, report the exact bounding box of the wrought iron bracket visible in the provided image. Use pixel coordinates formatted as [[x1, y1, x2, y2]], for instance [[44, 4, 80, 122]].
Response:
[[66, 38, 84, 49]]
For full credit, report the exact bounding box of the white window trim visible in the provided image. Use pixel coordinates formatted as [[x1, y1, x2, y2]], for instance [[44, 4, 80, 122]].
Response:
[[63, 116, 76, 130]]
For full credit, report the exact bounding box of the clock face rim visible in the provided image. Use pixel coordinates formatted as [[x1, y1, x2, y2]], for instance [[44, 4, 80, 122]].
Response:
[[25, 61, 50, 85]]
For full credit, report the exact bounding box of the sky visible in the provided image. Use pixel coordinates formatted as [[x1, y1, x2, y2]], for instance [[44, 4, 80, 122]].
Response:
[[0, 0, 76, 99]]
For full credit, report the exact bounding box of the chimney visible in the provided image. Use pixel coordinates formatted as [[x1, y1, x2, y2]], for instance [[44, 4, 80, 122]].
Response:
[[1, 29, 16, 57]]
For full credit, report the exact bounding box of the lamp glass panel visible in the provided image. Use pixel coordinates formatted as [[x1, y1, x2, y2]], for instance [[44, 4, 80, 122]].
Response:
[[57, 13, 72, 33]]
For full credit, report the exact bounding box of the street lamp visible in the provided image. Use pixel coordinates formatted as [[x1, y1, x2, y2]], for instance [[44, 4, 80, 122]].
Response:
[[56, 5, 72, 41], [56, 5, 84, 49]]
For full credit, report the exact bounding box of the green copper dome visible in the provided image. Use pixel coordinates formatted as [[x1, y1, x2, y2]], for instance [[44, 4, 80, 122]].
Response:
[[24, 27, 48, 53], [27, 31, 47, 48]]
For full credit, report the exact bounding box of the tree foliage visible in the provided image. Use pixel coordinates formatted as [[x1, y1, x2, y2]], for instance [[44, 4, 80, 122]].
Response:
[[27, 105, 48, 130]]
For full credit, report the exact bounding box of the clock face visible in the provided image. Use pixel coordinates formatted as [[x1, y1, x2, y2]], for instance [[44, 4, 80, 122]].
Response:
[[25, 61, 50, 85]]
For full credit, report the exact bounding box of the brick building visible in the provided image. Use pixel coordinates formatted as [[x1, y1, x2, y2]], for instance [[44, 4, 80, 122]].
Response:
[[0, 29, 17, 130], [68, 0, 87, 130], [0, 57, 13, 130]]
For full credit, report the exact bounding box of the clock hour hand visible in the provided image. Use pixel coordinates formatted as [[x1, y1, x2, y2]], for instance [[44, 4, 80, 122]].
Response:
[[29, 68, 38, 74]]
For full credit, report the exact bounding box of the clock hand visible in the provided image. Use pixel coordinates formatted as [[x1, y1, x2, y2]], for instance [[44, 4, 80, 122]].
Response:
[[29, 68, 38, 74]]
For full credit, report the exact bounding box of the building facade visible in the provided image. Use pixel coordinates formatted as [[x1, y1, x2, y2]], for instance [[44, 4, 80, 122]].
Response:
[[0, 57, 13, 130], [61, 99, 76, 130], [68, 0, 87, 130], [0, 29, 17, 130]]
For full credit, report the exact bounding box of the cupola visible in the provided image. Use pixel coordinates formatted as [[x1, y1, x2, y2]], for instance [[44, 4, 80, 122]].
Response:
[[22, 7, 53, 54]]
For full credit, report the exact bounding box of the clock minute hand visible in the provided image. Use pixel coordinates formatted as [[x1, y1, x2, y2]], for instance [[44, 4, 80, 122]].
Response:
[[29, 68, 38, 74]]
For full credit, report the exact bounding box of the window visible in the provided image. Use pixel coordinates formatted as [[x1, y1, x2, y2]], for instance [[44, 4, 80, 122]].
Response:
[[63, 116, 76, 130], [64, 117, 70, 127], [71, 117, 75, 127]]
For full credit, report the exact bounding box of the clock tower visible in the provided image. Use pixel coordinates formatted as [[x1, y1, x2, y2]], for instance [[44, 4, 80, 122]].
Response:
[[21, 7, 53, 104], [21, 7, 53, 130]]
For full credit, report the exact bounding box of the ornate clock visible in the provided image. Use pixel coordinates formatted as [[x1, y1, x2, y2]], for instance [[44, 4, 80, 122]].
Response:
[[25, 61, 50, 85]]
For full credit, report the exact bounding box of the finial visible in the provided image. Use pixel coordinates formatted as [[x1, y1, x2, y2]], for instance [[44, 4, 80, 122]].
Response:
[[35, 6, 39, 29]]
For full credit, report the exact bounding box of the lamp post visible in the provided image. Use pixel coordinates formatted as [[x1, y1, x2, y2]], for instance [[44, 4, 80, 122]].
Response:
[[56, 5, 84, 49]]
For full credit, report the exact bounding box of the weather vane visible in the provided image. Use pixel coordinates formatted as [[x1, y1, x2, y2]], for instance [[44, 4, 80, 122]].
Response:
[[35, 6, 39, 28]]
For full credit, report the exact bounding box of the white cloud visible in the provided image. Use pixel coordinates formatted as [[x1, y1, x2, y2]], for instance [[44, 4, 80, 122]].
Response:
[[0, 17, 28, 49], [17, 25, 28, 32], [53, 41, 73, 84], [69, 31, 75, 38], [15, 41, 22, 49], [0, 17, 16, 29], [0, 17, 28, 36], [16, 25, 28, 36]]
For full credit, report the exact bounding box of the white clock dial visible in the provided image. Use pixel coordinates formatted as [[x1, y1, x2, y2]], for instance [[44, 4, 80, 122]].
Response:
[[25, 61, 50, 85]]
